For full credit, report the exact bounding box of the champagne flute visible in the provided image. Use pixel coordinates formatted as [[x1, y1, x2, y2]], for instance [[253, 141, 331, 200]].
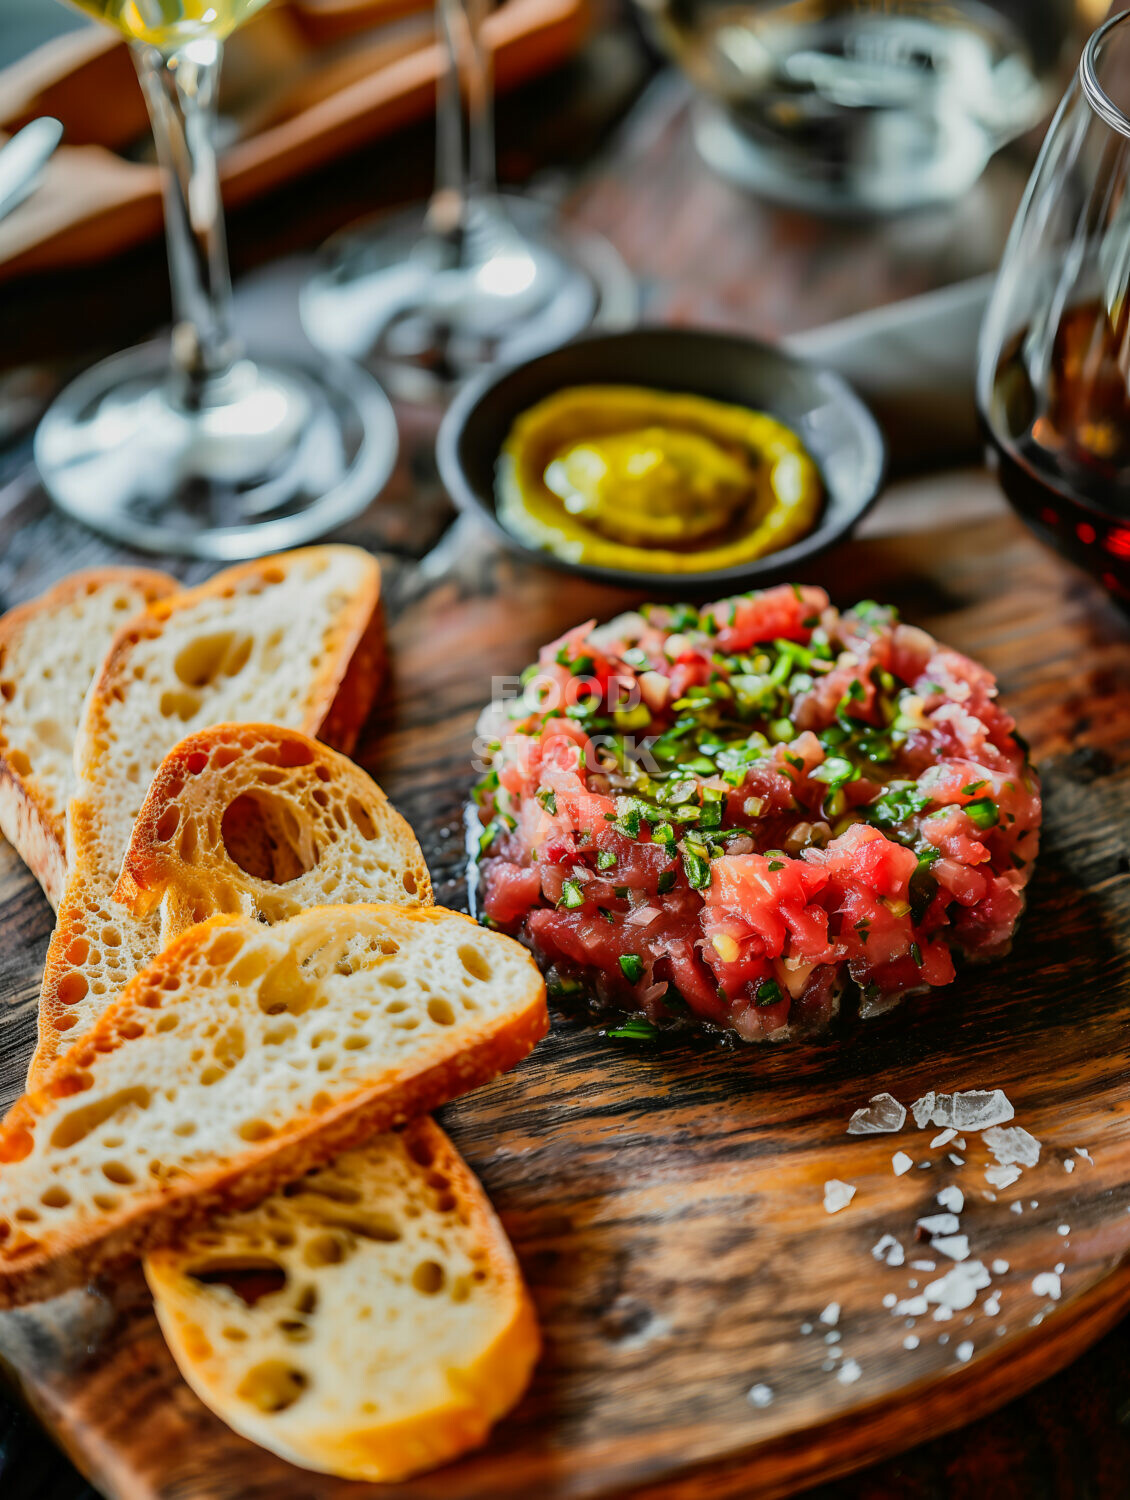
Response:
[[35, 0, 397, 560], [299, 0, 636, 396]]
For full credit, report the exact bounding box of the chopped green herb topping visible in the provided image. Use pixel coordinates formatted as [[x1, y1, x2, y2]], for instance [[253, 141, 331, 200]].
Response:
[[558, 879, 586, 909], [606, 1017, 660, 1042], [536, 787, 557, 814], [756, 978, 783, 1006], [964, 797, 999, 829], [619, 954, 645, 984], [596, 849, 617, 871]]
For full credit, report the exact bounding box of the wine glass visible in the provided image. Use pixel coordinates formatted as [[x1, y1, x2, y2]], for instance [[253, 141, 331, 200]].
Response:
[[299, 0, 636, 397], [978, 9, 1130, 604], [34, 0, 397, 560]]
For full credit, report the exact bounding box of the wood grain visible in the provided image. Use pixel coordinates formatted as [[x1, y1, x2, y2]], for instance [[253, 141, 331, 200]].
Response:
[[0, 464, 1127, 1499]]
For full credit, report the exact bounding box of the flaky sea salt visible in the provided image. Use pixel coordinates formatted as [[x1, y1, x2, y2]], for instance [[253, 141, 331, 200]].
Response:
[[1032, 1272, 1062, 1300], [956, 1340, 974, 1362], [847, 1093, 907, 1134], [924, 1262, 991, 1312], [1055, 1262, 1065, 1275], [824, 1180, 856, 1214], [895, 1295, 929, 1316], [931, 1234, 971, 1262], [937, 1186, 964, 1214], [1057, 1224, 1071, 1237], [1064, 1158, 1075, 1174], [911, 1092, 936, 1128], [985, 1163, 1022, 1190], [820, 1301, 841, 1326], [948, 1153, 966, 1166], [983, 1293, 1001, 1316], [983, 1126, 1041, 1168], [838, 1359, 862, 1385], [872, 1234, 905, 1267], [892, 1151, 914, 1176], [801, 1323, 813, 1334], [931, 1129, 957, 1148], [904, 1334, 919, 1349], [910, 1260, 936, 1271], [748, 1383, 774, 1408], [1076, 1147, 1093, 1163], [1010, 1201, 1023, 1214], [918, 1212, 960, 1236], [991, 1259, 1009, 1275], [825, 1331, 841, 1345], [921, 1089, 1015, 1131], [882, 1293, 897, 1308]]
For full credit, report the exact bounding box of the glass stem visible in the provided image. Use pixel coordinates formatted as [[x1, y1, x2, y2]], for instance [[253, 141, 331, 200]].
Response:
[[429, 0, 498, 238], [132, 39, 240, 406]]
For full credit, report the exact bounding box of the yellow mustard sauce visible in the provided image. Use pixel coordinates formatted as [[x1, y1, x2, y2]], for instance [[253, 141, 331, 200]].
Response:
[[496, 385, 822, 572]]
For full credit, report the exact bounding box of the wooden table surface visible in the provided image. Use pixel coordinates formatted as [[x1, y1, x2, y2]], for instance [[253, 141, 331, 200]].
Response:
[[2, 13, 1130, 1498]]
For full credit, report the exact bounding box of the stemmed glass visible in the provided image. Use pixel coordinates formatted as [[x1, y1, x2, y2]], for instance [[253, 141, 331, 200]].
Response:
[[978, 9, 1130, 603], [299, 0, 635, 396], [34, 1, 397, 560]]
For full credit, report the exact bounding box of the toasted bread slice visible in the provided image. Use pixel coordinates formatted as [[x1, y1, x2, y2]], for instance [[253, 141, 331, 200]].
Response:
[[0, 903, 546, 1306], [145, 1117, 539, 1481], [0, 568, 177, 909], [114, 724, 431, 941], [120, 725, 535, 1476], [32, 548, 383, 1082]]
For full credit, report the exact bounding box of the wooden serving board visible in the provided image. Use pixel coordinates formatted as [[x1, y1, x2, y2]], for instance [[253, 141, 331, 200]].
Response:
[[0, 464, 1129, 1500]]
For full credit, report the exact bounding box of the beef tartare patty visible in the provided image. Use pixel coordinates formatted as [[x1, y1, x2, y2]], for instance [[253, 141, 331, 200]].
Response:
[[473, 586, 1040, 1041]]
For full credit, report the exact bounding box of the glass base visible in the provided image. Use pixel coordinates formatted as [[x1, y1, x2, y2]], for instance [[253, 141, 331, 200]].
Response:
[[34, 343, 398, 560], [300, 194, 637, 399], [693, 100, 993, 217]]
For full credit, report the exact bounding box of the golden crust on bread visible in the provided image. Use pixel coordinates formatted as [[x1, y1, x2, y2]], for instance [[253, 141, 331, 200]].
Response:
[[146, 1117, 540, 1481], [114, 723, 430, 939], [32, 548, 383, 1082], [0, 568, 177, 908], [0, 904, 547, 1306]]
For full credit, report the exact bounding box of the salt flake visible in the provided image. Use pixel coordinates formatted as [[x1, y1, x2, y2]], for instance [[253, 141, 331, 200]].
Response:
[[1075, 1147, 1093, 1163], [917, 1212, 960, 1236], [910, 1260, 936, 1271], [838, 1359, 862, 1385], [895, 1295, 929, 1316], [923, 1089, 1016, 1131], [985, 1163, 1022, 1190], [931, 1234, 971, 1262], [924, 1261, 991, 1312], [956, 1340, 974, 1362], [872, 1234, 905, 1267], [824, 1180, 856, 1214], [983, 1126, 1041, 1168], [991, 1259, 1009, 1275], [847, 1092, 907, 1135], [910, 1092, 936, 1129], [903, 1334, 920, 1350], [983, 1294, 1001, 1316], [892, 1151, 914, 1176], [937, 1186, 964, 1214], [931, 1129, 957, 1148], [1057, 1224, 1071, 1237], [748, 1383, 774, 1408], [1063, 1159, 1075, 1174], [1032, 1272, 1062, 1300], [820, 1301, 841, 1326], [882, 1293, 897, 1309]]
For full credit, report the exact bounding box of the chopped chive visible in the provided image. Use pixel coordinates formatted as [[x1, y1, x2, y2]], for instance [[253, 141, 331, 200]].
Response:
[[558, 879, 586, 909], [536, 788, 557, 814], [910, 942, 923, 966], [961, 780, 988, 795], [681, 847, 712, 889], [606, 1017, 660, 1042], [756, 978, 782, 1006], [596, 850, 617, 871], [619, 954, 645, 984], [964, 796, 999, 829]]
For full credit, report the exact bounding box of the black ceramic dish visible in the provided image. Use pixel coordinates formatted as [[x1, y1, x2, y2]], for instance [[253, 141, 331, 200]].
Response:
[[435, 326, 888, 594]]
